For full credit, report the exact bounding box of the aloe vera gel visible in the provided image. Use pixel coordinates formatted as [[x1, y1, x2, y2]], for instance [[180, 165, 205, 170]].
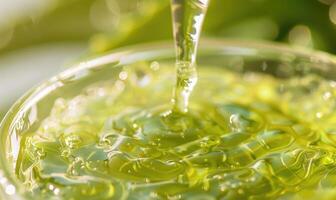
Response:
[[4, 1, 336, 200], [14, 56, 336, 200]]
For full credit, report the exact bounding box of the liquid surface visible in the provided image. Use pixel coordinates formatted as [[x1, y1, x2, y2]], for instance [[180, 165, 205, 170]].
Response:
[[15, 63, 336, 200]]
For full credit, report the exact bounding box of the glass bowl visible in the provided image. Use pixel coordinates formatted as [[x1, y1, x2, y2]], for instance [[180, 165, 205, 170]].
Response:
[[1, 40, 336, 200]]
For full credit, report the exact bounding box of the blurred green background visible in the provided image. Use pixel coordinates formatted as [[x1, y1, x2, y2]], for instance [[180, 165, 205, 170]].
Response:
[[1, 0, 336, 120]]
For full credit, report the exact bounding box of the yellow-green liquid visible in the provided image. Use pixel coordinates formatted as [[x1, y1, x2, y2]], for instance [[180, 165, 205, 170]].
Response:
[[15, 63, 336, 199], [13, 0, 336, 199]]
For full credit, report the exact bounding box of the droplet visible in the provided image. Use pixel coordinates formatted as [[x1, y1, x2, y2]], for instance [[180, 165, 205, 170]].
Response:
[[119, 71, 128, 80], [5, 184, 15, 195], [316, 112, 323, 119], [323, 91, 332, 100], [115, 80, 125, 90], [150, 61, 160, 71], [288, 25, 313, 47], [330, 81, 336, 88], [54, 188, 60, 195], [237, 188, 244, 194], [48, 184, 55, 190]]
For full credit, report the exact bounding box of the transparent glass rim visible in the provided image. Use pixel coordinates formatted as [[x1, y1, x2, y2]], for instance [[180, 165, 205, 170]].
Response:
[[1, 39, 336, 199]]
